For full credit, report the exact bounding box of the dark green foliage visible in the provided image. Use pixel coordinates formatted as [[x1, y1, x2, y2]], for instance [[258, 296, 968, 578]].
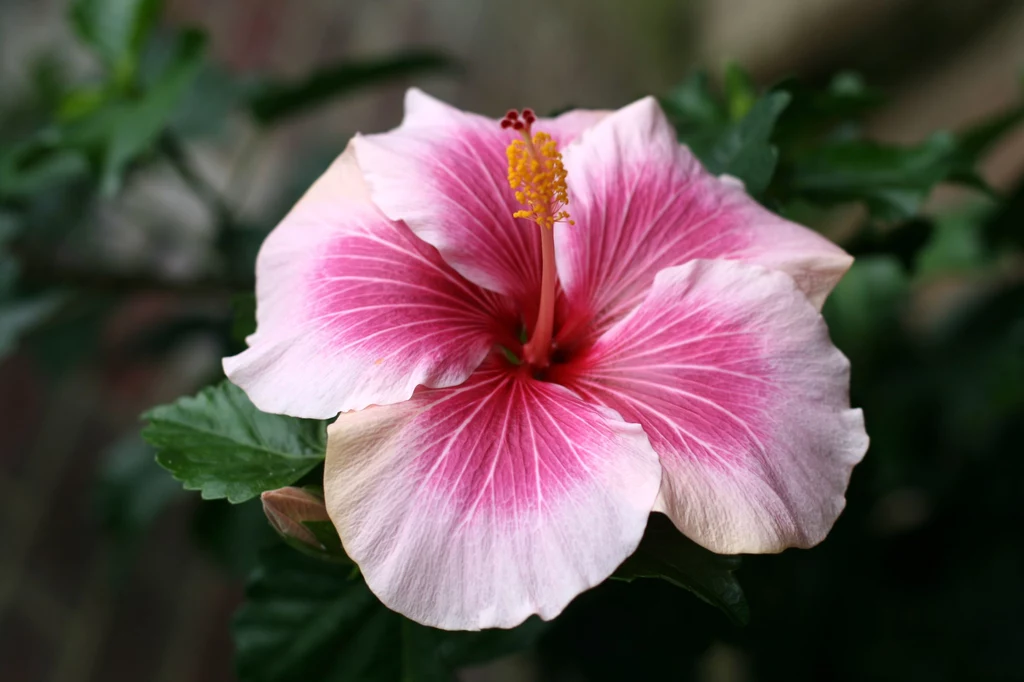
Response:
[[702, 91, 790, 196], [842, 217, 933, 271], [770, 80, 1024, 220], [822, 255, 910, 365], [142, 381, 328, 503], [784, 133, 960, 220], [231, 293, 258, 345], [2, 1, 206, 199], [193, 498, 279, 578], [70, 0, 163, 77], [772, 71, 886, 145], [660, 70, 790, 196], [247, 51, 457, 124], [0, 145, 89, 200], [662, 67, 1023, 223], [61, 28, 207, 194], [233, 546, 548, 682], [613, 513, 749, 625]]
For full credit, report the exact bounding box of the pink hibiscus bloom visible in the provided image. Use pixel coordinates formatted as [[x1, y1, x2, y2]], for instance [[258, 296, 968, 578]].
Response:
[[224, 90, 868, 630]]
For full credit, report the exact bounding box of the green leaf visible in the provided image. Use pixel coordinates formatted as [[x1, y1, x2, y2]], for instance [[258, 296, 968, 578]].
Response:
[[56, 28, 206, 193], [842, 218, 934, 272], [101, 28, 206, 192], [142, 381, 327, 503], [70, 0, 163, 81], [247, 50, 457, 125], [773, 71, 886, 144], [612, 513, 749, 625], [58, 86, 109, 120], [779, 91, 1024, 222], [916, 202, 996, 277], [659, 71, 726, 134], [234, 546, 547, 682], [703, 91, 790, 197], [822, 255, 910, 362], [169, 60, 248, 138], [723, 62, 757, 121], [233, 546, 426, 682], [666, 71, 790, 198], [0, 142, 89, 200], [786, 133, 959, 221]]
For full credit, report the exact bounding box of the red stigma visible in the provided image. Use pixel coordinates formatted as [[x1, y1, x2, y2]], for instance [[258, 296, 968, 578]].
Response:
[[499, 108, 537, 132]]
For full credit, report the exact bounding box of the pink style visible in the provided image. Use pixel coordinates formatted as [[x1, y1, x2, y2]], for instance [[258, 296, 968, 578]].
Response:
[[223, 89, 868, 631]]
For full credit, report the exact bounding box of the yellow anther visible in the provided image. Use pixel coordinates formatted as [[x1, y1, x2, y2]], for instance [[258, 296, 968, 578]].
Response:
[[506, 131, 573, 230]]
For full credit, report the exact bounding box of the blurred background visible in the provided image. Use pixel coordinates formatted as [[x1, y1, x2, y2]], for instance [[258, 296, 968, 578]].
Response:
[[1, 0, 1023, 681]]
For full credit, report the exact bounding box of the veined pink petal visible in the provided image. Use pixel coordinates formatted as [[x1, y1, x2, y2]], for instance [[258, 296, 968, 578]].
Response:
[[550, 259, 868, 554], [323, 362, 661, 630], [555, 97, 852, 343], [353, 89, 606, 318], [223, 147, 516, 419]]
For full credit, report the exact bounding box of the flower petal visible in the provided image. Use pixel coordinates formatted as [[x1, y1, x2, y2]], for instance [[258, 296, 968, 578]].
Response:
[[354, 89, 605, 316], [223, 147, 516, 419], [550, 259, 868, 554], [323, 362, 661, 630], [555, 97, 852, 343]]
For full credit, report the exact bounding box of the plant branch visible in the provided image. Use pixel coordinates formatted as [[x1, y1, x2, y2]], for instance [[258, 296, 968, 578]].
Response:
[[158, 132, 236, 234], [19, 254, 249, 296]]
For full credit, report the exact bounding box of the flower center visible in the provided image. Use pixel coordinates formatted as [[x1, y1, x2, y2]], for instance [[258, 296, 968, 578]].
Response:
[[502, 108, 573, 369]]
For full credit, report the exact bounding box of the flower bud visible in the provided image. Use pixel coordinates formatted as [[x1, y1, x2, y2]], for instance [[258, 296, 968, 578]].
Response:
[[261, 486, 332, 549]]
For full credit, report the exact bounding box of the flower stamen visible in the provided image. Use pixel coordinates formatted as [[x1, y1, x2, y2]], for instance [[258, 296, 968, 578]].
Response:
[[501, 109, 573, 369], [504, 110, 574, 230]]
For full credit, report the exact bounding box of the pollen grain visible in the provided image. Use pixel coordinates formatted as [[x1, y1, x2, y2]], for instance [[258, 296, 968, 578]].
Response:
[[502, 109, 573, 230]]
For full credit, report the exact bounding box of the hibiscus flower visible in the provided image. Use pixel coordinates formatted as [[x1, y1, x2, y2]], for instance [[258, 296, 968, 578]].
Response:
[[224, 90, 868, 630]]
